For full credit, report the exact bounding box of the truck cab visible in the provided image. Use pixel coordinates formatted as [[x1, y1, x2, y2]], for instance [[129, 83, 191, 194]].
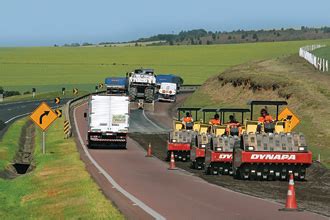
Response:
[[158, 82, 177, 102]]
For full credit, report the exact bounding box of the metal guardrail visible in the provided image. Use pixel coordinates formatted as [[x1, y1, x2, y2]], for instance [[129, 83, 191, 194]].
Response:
[[180, 84, 201, 93], [64, 91, 106, 138], [64, 84, 201, 138]]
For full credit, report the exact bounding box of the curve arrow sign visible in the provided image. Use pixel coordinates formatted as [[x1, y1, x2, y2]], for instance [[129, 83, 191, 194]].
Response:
[[39, 111, 50, 124]]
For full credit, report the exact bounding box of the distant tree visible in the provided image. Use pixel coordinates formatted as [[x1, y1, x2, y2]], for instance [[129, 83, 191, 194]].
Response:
[[212, 34, 216, 40], [82, 42, 92, 46], [190, 38, 195, 45], [252, 33, 258, 40], [135, 42, 139, 47], [227, 35, 232, 40], [169, 40, 174, 45], [0, 87, 3, 94], [199, 40, 202, 45], [53, 44, 58, 47], [206, 40, 212, 45], [241, 34, 245, 39], [322, 26, 330, 33], [301, 26, 305, 30], [276, 32, 281, 37]]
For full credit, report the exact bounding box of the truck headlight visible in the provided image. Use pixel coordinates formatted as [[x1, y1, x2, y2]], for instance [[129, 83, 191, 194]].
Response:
[[216, 147, 222, 152], [298, 146, 307, 151], [201, 144, 206, 148], [247, 146, 255, 151], [172, 139, 177, 143]]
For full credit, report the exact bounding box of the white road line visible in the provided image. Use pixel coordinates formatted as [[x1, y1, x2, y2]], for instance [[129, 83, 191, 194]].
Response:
[[142, 110, 164, 131], [73, 106, 166, 220], [5, 112, 31, 124], [3, 104, 62, 124]]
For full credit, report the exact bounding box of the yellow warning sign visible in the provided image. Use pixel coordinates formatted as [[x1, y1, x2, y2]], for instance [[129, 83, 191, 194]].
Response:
[[278, 107, 300, 132], [30, 102, 58, 131]]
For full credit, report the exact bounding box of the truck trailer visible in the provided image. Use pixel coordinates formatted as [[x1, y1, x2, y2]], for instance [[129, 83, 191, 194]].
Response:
[[86, 95, 129, 148], [105, 77, 128, 95]]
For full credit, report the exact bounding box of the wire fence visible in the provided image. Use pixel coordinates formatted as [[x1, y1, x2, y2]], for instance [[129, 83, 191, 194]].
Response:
[[299, 45, 328, 72]]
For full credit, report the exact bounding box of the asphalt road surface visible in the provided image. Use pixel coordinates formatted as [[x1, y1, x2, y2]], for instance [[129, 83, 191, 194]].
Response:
[[74, 102, 325, 220], [0, 98, 70, 139]]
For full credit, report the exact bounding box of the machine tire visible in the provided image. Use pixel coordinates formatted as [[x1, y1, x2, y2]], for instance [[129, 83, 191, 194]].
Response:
[[129, 87, 137, 101], [145, 87, 154, 103]]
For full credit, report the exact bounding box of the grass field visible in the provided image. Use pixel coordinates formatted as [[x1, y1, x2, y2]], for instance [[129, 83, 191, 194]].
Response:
[[1, 39, 330, 93], [314, 46, 330, 61], [0, 117, 123, 219], [185, 55, 330, 167]]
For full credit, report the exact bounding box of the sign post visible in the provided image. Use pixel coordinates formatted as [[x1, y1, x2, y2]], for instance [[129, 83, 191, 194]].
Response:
[[0, 93, 3, 103], [95, 85, 98, 93], [30, 102, 58, 154], [42, 131, 46, 154], [62, 87, 65, 95]]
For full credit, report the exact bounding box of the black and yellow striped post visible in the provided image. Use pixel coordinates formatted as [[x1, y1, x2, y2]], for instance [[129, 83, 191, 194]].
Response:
[[64, 120, 70, 138]]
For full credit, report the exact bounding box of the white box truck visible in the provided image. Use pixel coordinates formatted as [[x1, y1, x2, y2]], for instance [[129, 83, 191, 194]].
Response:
[[86, 95, 129, 148]]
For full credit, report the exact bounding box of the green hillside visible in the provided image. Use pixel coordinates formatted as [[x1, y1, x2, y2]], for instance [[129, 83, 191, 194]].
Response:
[[185, 55, 330, 167]]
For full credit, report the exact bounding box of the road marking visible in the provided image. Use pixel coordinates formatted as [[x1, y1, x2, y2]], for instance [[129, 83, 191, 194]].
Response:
[[74, 106, 166, 220], [3, 104, 63, 124], [5, 112, 31, 124], [142, 110, 165, 131]]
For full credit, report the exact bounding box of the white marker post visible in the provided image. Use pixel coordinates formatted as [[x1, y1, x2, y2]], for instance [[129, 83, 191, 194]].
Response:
[[32, 88, 36, 98], [0, 93, 3, 102]]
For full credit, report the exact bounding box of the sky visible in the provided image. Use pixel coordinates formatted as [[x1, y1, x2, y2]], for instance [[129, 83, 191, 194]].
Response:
[[0, 0, 330, 46]]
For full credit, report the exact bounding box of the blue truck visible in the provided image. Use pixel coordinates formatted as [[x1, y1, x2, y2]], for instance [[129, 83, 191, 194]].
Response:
[[105, 77, 128, 95]]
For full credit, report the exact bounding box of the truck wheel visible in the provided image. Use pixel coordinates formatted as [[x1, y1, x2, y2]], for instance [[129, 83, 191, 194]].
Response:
[[129, 87, 137, 101], [145, 87, 154, 103]]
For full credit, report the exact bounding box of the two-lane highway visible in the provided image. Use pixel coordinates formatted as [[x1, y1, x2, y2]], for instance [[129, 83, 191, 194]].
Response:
[[0, 98, 71, 139], [74, 102, 325, 220]]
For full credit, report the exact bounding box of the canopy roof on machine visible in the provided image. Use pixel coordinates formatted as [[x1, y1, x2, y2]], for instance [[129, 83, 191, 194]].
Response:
[[218, 108, 250, 113], [248, 100, 288, 106], [176, 107, 201, 121], [248, 100, 288, 120]]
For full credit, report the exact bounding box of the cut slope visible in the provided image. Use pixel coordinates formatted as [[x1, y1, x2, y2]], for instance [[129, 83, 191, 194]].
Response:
[[185, 55, 330, 167]]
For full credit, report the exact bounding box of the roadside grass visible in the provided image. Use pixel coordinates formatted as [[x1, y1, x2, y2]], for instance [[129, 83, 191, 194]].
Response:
[[185, 55, 330, 167], [314, 46, 330, 62], [0, 117, 123, 219], [2, 91, 89, 103], [1, 39, 330, 92]]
